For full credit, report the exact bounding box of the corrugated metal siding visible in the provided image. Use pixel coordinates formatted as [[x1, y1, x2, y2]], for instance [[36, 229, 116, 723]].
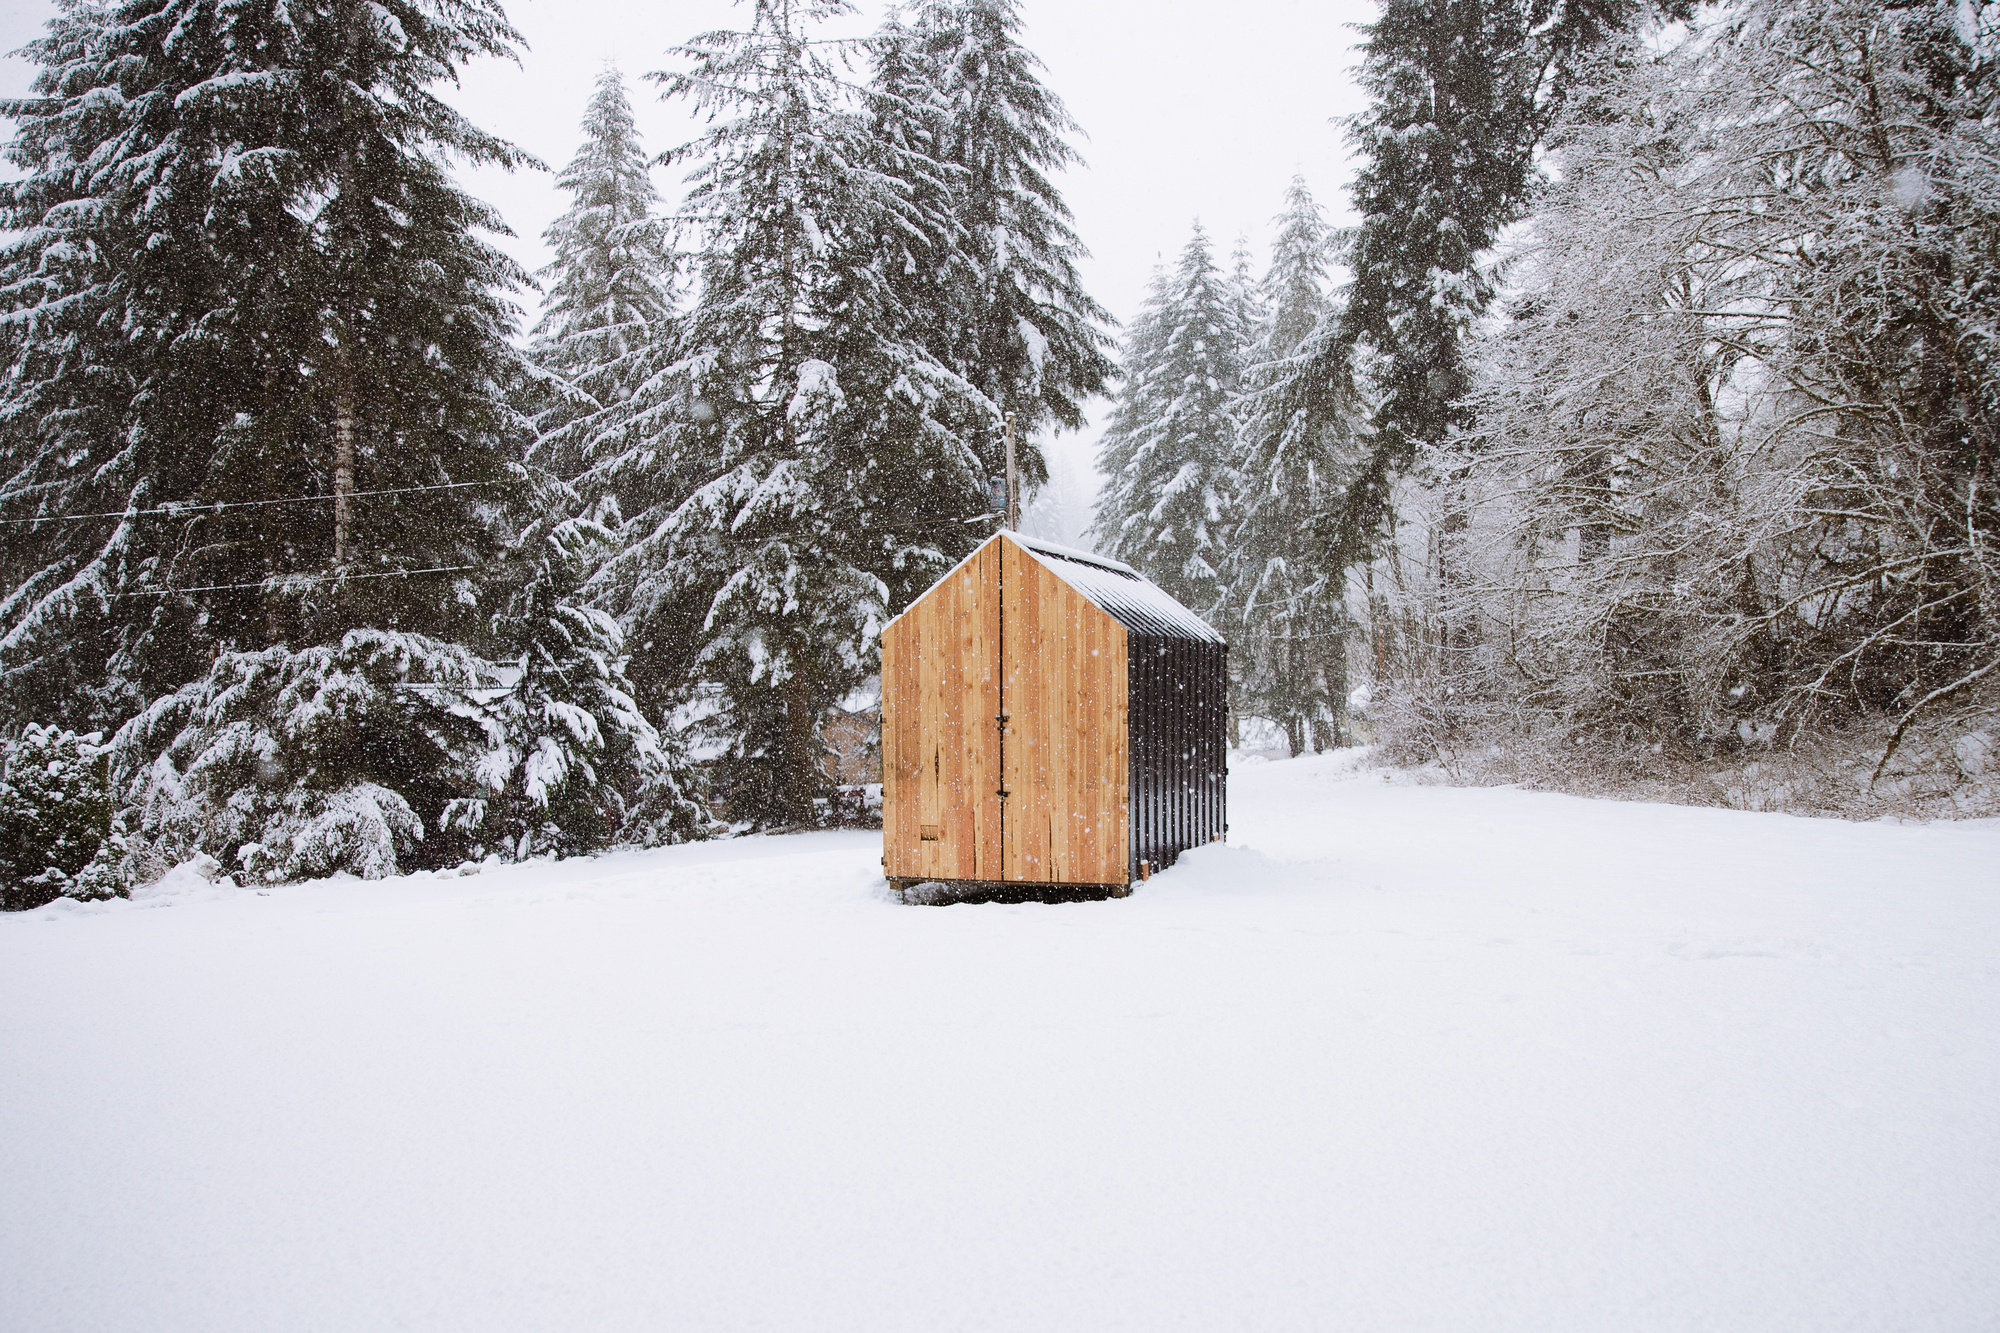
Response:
[[1127, 635, 1228, 879]]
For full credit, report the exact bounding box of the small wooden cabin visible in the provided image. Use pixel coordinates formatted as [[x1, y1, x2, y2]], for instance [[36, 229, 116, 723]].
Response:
[[880, 531, 1227, 897]]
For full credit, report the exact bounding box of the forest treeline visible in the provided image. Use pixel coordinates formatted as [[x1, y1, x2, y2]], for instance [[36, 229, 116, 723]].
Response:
[[1097, 0, 2000, 815], [3, 0, 1996, 905], [0, 0, 1113, 904]]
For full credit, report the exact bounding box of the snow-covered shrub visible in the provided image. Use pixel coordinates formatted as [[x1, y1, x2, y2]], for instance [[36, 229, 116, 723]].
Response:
[[236, 783, 427, 883], [109, 631, 491, 883], [1955, 731, 1996, 781], [453, 514, 709, 860], [107, 601, 711, 883], [0, 725, 120, 910]]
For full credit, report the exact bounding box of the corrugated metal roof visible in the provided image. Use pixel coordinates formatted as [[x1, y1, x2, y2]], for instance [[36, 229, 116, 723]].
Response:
[[882, 531, 1226, 645], [1011, 533, 1225, 645], [1005, 532, 1139, 576]]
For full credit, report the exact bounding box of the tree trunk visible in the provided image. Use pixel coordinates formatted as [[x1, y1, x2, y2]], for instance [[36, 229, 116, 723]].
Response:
[[1366, 562, 1386, 679], [333, 375, 356, 564], [1436, 472, 1474, 654], [259, 363, 289, 644], [263, 542, 283, 644], [784, 658, 820, 826], [1323, 631, 1349, 748]]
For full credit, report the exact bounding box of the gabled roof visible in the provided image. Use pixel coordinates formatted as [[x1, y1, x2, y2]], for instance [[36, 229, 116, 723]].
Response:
[[1009, 533, 1225, 644], [883, 530, 1223, 644]]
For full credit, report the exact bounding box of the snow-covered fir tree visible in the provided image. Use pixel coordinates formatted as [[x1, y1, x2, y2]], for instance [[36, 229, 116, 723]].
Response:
[[871, 0, 1115, 451], [594, 0, 1001, 827], [284, 1, 536, 612], [458, 499, 708, 860], [1091, 224, 1248, 618], [1225, 235, 1264, 351], [0, 0, 710, 883], [531, 66, 678, 484], [0, 0, 538, 727], [1251, 187, 1328, 387], [0, 0, 294, 725], [1261, 0, 1666, 583], [1230, 179, 1358, 754]]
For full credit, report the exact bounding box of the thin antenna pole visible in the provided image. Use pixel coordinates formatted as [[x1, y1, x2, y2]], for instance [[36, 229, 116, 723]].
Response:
[[1004, 412, 1018, 531]]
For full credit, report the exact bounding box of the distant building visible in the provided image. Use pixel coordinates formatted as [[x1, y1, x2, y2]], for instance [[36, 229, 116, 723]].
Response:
[[822, 693, 880, 786]]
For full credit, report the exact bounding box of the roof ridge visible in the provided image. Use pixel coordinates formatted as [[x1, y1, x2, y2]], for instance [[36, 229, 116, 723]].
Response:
[[1012, 535, 1225, 645], [1005, 530, 1139, 578], [881, 530, 1225, 644]]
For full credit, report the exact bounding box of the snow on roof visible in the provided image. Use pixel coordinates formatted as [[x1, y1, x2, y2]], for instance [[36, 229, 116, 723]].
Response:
[[1012, 534, 1225, 645], [882, 530, 1225, 645], [1005, 531, 1138, 576]]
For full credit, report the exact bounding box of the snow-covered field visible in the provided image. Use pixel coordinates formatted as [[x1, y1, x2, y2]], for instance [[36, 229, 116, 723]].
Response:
[[3, 753, 1996, 1332]]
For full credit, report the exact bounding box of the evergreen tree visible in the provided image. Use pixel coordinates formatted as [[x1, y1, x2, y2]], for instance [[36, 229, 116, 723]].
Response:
[[1267, 0, 1671, 578], [1226, 235, 1264, 349], [531, 66, 677, 483], [505, 68, 711, 854], [1091, 265, 1169, 531], [871, 0, 1115, 451], [1091, 224, 1247, 618], [1231, 178, 1357, 753], [0, 725, 115, 910], [0, 0, 537, 730], [457, 500, 708, 860], [1256, 183, 1333, 379], [1, 0, 274, 724], [600, 0, 995, 827], [2, 0, 583, 880], [282, 0, 537, 609]]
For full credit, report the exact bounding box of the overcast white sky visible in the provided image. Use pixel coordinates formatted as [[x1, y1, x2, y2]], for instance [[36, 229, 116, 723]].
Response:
[[1, 0, 1374, 508]]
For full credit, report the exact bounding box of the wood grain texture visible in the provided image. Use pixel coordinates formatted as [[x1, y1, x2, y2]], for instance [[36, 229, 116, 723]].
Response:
[[999, 539, 1129, 887], [881, 541, 1001, 882], [883, 534, 1130, 889]]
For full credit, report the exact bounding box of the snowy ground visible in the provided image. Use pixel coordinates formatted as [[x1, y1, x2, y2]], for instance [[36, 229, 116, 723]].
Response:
[[4, 754, 1997, 1332]]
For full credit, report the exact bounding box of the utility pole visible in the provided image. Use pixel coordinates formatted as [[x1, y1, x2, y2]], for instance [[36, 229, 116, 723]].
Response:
[[1004, 412, 1019, 531]]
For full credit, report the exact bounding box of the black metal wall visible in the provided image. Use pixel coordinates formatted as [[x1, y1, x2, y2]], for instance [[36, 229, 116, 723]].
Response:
[[1127, 636, 1228, 879]]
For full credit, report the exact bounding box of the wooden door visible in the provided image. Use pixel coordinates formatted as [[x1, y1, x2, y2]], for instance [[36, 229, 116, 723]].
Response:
[[998, 539, 1130, 886], [881, 541, 1002, 882]]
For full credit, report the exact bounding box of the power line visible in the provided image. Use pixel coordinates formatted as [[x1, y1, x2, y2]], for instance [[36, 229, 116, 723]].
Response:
[[114, 565, 480, 598], [0, 480, 500, 527]]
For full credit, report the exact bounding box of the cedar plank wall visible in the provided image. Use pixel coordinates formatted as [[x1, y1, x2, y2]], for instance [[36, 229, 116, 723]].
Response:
[[999, 539, 1130, 886], [881, 541, 1001, 882]]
